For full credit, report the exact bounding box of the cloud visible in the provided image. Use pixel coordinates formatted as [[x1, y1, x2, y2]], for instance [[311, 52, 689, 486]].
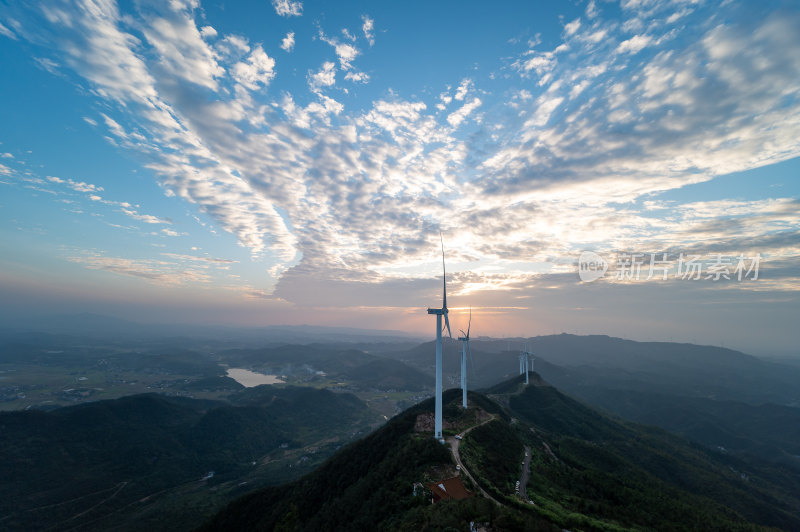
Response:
[[24, 2, 299, 265], [319, 30, 360, 70], [66, 252, 211, 285], [10, 0, 799, 306], [121, 206, 171, 225], [344, 71, 369, 83], [0, 21, 18, 40], [200, 25, 217, 39], [272, 0, 302, 17], [217, 34, 249, 57], [446, 97, 482, 127], [616, 34, 652, 54], [564, 17, 581, 36], [309, 61, 337, 90], [454, 78, 472, 101], [138, 3, 224, 91], [484, 7, 800, 208], [59, 177, 103, 194], [34, 56, 60, 75], [162, 252, 238, 263], [362, 15, 374, 46], [280, 31, 295, 52], [232, 46, 276, 90]]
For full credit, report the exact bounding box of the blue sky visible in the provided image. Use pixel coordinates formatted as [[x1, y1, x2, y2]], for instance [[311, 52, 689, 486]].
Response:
[[0, 0, 798, 355]]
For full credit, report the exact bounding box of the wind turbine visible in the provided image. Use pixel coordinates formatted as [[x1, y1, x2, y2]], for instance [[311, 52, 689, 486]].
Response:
[[521, 345, 533, 384], [427, 235, 451, 441], [457, 308, 472, 409]]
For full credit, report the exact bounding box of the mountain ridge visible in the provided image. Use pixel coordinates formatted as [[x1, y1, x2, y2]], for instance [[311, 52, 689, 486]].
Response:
[[203, 374, 800, 531]]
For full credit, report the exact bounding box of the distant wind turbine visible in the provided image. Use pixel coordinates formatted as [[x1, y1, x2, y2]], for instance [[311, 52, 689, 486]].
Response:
[[457, 308, 472, 410], [521, 345, 533, 384], [427, 235, 451, 441]]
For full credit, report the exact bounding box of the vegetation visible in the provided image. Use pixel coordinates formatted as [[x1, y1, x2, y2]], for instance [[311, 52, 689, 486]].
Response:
[[0, 387, 375, 531], [201, 407, 452, 531], [203, 380, 800, 531], [4, 330, 800, 531], [460, 419, 524, 496], [580, 388, 800, 467], [508, 380, 800, 531]]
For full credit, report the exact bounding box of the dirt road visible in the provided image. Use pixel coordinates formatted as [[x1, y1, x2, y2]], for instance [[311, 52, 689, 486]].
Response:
[[446, 414, 502, 506], [519, 445, 531, 500]]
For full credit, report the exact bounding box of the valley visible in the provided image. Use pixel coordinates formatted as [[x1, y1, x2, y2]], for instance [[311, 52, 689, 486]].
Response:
[[3, 328, 800, 530]]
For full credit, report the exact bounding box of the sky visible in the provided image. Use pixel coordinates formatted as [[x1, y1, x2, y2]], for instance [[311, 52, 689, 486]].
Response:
[[0, 0, 798, 355]]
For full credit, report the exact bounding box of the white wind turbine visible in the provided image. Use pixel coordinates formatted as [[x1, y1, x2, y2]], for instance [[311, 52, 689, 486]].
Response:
[[457, 308, 472, 410], [521, 344, 533, 384], [427, 235, 451, 441]]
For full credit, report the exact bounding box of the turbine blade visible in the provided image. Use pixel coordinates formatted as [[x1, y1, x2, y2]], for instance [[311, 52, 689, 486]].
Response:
[[444, 312, 452, 338], [440, 233, 447, 311], [466, 307, 471, 338]]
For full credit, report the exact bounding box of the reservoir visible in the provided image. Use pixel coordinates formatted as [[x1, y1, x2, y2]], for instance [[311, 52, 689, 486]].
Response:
[[226, 368, 284, 387]]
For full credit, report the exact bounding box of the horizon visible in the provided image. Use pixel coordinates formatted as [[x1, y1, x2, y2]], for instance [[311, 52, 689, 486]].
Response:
[[2, 310, 798, 359], [1, 0, 798, 355]]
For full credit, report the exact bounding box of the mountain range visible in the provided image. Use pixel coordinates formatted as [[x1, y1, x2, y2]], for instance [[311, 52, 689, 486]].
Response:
[[203, 376, 800, 531]]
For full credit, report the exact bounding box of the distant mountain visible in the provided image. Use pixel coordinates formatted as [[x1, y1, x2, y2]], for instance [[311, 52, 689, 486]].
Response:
[[0, 313, 423, 344], [204, 376, 800, 531], [381, 334, 800, 406], [0, 387, 376, 531], [578, 388, 800, 467], [527, 334, 800, 406]]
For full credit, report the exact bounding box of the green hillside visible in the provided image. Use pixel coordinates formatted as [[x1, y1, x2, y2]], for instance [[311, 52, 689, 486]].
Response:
[[203, 377, 800, 531], [571, 388, 800, 467], [504, 376, 800, 530], [0, 386, 376, 531]]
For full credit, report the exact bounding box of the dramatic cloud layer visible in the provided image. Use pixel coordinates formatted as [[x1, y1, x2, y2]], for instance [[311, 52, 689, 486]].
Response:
[[0, 0, 798, 345]]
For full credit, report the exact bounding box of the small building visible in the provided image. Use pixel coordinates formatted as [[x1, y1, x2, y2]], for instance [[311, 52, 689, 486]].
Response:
[[427, 476, 473, 503]]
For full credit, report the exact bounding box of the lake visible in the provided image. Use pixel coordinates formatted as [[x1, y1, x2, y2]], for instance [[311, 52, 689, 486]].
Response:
[[226, 368, 285, 387]]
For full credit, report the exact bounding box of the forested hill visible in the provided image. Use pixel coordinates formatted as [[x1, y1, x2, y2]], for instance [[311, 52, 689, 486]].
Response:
[[202, 376, 800, 531], [0, 387, 375, 531]]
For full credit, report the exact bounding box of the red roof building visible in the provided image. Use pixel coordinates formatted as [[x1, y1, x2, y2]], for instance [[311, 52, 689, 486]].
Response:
[[427, 476, 473, 503]]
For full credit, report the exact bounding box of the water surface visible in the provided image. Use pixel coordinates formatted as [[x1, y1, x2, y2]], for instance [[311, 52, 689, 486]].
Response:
[[226, 368, 284, 387]]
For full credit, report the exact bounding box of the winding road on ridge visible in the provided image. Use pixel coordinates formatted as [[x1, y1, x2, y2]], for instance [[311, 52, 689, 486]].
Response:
[[446, 414, 502, 506], [519, 445, 532, 500]]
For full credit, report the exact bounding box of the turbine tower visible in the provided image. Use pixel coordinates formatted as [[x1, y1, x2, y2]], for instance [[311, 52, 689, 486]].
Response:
[[521, 346, 533, 384], [427, 235, 451, 441], [457, 308, 472, 410]]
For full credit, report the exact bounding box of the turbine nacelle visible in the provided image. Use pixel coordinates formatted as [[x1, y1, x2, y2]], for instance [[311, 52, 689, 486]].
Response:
[[457, 308, 471, 341]]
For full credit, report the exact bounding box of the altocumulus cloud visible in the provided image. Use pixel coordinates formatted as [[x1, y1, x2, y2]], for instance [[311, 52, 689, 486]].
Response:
[[4, 0, 800, 295]]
